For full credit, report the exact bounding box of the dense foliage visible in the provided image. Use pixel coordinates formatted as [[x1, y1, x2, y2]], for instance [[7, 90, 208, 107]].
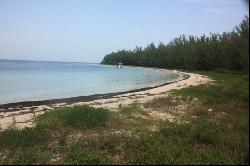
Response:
[[101, 16, 249, 71]]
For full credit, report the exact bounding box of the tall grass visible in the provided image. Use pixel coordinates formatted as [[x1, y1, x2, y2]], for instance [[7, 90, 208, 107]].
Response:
[[0, 126, 49, 149], [119, 102, 141, 115], [62, 139, 111, 165], [120, 71, 249, 165], [123, 117, 247, 165], [0, 105, 112, 165], [173, 71, 249, 105], [35, 105, 111, 129], [0, 126, 51, 165]]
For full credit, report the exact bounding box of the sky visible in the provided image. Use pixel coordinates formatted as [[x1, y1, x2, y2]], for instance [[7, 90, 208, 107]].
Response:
[[0, 0, 249, 63]]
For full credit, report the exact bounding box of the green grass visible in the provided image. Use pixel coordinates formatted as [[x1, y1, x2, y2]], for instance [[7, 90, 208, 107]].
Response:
[[0, 126, 52, 165], [121, 71, 249, 164], [0, 126, 49, 149], [123, 117, 247, 165], [0, 146, 52, 165], [36, 105, 111, 129], [0, 71, 248, 165], [0, 105, 113, 165], [144, 96, 178, 108], [119, 102, 141, 115], [173, 71, 249, 105], [62, 139, 112, 165]]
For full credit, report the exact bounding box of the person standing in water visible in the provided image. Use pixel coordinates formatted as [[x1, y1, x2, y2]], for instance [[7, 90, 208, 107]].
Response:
[[117, 63, 123, 68]]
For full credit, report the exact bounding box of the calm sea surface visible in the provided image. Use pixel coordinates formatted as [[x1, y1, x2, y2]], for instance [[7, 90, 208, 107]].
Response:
[[0, 60, 182, 104]]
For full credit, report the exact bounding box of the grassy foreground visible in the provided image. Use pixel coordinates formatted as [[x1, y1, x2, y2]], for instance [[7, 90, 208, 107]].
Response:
[[0, 71, 249, 165]]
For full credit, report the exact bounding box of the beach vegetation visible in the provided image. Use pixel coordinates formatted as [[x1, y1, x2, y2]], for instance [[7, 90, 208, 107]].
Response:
[[35, 105, 111, 129]]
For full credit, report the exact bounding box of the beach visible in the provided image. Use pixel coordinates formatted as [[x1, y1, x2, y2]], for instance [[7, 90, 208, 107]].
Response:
[[0, 69, 212, 130]]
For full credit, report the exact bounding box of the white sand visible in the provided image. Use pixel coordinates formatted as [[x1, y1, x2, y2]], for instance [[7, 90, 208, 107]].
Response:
[[0, 70, 212, 130]]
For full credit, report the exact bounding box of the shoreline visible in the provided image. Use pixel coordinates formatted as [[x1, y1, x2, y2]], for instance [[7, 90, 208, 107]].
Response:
[[0, 69, 212, 130], [0, 67, 186, 112]]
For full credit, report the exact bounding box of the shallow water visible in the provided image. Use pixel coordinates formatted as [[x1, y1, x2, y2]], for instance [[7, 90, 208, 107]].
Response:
[[0, 60, 182, 104]]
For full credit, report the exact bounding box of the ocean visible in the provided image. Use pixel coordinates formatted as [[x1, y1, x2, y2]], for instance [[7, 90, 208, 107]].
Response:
[[0, 59, 182, 104]]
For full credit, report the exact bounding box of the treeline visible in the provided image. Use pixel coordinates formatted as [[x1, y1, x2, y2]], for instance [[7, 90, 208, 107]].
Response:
[[101, 16, 249, 71]]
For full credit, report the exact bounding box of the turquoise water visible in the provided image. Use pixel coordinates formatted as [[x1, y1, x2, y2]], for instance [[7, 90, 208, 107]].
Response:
[[0, 60, 182, 104]]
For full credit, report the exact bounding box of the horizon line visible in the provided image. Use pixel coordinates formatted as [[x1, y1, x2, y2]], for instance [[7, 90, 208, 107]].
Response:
[[0, 58, 99, 64]]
